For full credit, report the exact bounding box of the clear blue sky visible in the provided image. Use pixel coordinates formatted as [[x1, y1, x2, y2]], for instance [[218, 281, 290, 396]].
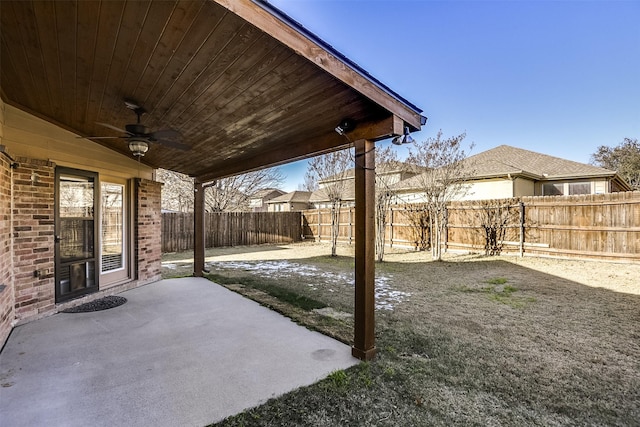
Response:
[[267, 0, 640, 191]]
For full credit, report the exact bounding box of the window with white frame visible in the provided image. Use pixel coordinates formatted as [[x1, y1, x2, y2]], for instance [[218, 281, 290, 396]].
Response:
[[101, 182, 125, 273], [568, 182, 591, 195], [542, 183, 564, 196]]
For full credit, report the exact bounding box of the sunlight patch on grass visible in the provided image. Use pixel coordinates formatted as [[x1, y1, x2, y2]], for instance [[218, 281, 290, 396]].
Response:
[[458, 279, 536, 309]]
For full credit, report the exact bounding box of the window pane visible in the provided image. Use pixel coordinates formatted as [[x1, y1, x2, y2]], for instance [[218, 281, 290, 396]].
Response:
[[60, 218, 94, 262], [60, 175, 94, 218], [101, 183, 124, 272], [569, 182, 590, 195], [543, 183, 564, 195]]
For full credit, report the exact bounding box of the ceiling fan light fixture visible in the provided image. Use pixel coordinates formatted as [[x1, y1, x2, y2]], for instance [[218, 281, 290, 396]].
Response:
[[128, 139, 149, 157]]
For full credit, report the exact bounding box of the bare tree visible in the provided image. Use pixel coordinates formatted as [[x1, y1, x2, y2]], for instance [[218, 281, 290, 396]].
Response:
[[205, 168, 284, 212], [405, 203, 430, 252], [156, 169, 194, 212], [476, 199, 519, 256], [305, 148, 352, 256], [157, 167, 284, 212], [374, 146, 399, 262], [298, 172, 319, 192], [407, 131, 473, 260]]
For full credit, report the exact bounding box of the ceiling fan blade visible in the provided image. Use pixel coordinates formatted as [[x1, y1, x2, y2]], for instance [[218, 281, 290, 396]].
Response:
[[76, 136, 122, 139], [151, 129, 181, 140], [154, 138, 190, 151], [96, 122, 130, 134]]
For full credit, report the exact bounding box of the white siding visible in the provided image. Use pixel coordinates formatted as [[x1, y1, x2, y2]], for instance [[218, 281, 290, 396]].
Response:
[[594, 179, 609, 194], [459, 179, 514, 201]]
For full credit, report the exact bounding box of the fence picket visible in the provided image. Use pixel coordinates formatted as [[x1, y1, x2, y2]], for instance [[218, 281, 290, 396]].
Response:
[[161, 211, 302, 252], [162, 192, 640, 262], [298, 192, 640, 262]]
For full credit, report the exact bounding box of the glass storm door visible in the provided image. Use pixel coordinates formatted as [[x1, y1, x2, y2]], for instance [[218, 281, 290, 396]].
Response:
[[55, 168, 99, 302]]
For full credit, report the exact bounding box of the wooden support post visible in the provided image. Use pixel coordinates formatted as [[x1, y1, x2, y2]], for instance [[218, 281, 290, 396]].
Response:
[[352, 139, 376, 361], [194, 180, 205, 277]]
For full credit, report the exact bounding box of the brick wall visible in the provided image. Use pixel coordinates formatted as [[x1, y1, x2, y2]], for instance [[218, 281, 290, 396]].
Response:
[[0, 152, 14, 346], [0, 163, 163, 342], [136, 178, 162, 284], [12, 158, 56, 321]]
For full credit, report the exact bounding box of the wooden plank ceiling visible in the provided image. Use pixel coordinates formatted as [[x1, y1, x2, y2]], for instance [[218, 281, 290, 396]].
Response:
[[0, 0, 423, 181]]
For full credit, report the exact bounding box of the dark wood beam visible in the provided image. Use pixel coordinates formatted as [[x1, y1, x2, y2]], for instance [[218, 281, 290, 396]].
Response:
[[195, 115, 402, 182], [213, 0, 423, 130], [194, 180, 205, 277], [352, 138, 376, 361]]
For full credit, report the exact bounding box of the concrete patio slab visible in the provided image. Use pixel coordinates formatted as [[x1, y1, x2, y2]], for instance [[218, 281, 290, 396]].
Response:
[[0, 278, 358, 427]]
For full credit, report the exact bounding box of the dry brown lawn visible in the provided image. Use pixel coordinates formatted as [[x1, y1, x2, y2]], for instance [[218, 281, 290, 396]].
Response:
[[162, 242, 640, 426]]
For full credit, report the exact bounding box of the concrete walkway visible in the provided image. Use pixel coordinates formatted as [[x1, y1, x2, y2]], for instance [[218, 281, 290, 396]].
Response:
[[0, 278, 358, 427]]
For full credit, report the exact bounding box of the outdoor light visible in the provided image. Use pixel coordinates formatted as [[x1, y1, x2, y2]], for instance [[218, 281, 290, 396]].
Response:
[[334, 118, 356, 135], [128, 139, 149, 157], [392, 126, 415, 145]]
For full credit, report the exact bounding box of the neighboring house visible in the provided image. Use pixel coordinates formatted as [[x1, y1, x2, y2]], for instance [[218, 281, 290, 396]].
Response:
[[248, 188, 286, 212], [267, 191, 313, 212], [310, 161, 421, 208], [394, 145, 632, 203], [310, 183, 355, 209]]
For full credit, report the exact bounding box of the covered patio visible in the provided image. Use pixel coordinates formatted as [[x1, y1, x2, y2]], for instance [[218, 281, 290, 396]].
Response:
[[0, 277, 358, 426], [0, 0, 423, 363]]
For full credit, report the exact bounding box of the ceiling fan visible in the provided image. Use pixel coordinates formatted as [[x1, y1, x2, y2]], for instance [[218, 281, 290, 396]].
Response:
[[82, 100, 189, 157]]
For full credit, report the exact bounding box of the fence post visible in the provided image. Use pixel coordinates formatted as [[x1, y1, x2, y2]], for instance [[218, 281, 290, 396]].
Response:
[[519, 201, 525, 257], [390, 207, 394, 248], [443, 206, 449, 253], [348, 208, 353, 244], [317, 207, 321, 242], [194, 181, 205, 277]]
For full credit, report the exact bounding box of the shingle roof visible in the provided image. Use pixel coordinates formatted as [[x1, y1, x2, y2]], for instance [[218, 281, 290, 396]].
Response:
[[319, 161, 422, 184], [251, 188, 286, 199], [310, 181, 356, 203], [394, 145, 620, 191], [464, 145, 616, 179], [267, 191, 312, 203]]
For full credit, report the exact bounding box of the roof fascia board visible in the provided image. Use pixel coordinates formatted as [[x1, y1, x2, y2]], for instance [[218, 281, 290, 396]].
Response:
[[541, 171, 615, 181], [612, 175, 633, 191], [213, 0, 424, 130]]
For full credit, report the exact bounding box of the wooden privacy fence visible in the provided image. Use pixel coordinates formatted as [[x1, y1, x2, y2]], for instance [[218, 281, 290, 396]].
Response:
[[302, 191, 640, 262], [162, 211, 302, 252]]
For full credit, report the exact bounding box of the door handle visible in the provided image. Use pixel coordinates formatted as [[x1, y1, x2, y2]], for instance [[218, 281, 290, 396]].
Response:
[[54, 235, 62, 243]]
